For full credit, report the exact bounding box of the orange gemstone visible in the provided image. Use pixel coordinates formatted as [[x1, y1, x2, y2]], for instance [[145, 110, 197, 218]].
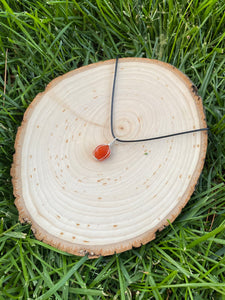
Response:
[[93, 144, 111, 161]]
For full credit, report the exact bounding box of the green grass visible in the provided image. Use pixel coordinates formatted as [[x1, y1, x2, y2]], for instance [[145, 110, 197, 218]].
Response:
[[0, 0, 225, 298]]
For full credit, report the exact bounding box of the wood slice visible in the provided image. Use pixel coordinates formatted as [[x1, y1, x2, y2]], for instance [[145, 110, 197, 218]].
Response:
[[11, 58, 207, 258]]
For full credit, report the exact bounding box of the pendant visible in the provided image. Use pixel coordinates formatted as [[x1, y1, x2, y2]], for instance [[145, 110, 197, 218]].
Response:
[[93, 139, 116, 161]]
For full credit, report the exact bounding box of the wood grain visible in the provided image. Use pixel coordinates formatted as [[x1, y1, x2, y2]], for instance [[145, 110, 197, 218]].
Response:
[[11, 58, 207, 258]]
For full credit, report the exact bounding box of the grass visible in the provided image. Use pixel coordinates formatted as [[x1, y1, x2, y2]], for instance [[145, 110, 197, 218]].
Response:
[[0, 0, 225, 298]]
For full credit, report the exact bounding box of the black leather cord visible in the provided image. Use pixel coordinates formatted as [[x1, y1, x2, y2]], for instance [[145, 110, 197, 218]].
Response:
[[110, 57, 208, 143]]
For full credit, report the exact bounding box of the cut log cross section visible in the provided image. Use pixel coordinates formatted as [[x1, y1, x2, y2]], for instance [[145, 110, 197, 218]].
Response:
[[11, 58, 207, 258]]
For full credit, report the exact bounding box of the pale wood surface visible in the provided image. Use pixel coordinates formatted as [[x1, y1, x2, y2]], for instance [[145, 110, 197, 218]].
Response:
[[11, 58, 207, 257]]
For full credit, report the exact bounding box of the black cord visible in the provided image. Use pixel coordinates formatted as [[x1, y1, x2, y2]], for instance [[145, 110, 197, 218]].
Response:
[[110, 57, 208, 143], [110, 56, 119, 139]]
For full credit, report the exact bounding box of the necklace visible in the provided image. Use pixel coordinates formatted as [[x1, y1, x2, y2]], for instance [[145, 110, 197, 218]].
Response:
[[93, 57, 209, 161]]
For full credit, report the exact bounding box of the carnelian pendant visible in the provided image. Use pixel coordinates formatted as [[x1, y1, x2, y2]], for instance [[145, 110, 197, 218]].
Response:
[[93, 144, 111, 161]]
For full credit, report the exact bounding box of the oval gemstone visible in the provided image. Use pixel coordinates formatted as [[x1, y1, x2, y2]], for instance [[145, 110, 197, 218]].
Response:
[[93, 144, 111, 161]]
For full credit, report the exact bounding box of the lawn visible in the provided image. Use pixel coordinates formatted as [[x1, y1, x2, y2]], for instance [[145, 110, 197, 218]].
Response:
[[0, 0, 225, 299]]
